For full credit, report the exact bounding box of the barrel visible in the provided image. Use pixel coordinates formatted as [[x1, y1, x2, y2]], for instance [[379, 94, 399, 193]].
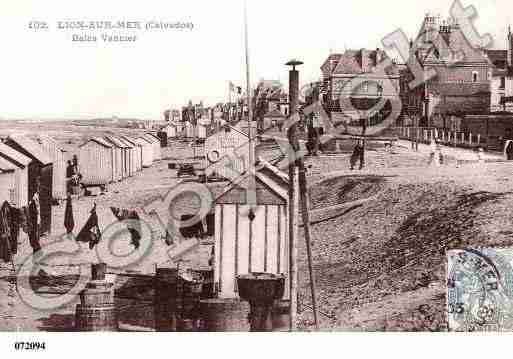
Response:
[[199, 298, 250, 332], [154, 268, 178, 332], [75, 304, 118, 331], [272, 300, 290, 331], [79, 286, 114, 306]]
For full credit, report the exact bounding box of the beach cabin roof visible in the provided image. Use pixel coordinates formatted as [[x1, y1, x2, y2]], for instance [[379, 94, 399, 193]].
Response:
[[212, 158, 288, 205], [143, 134, 159, 143], [119, 135, 141, 147], [5, 135, 52, 165], [36, 134, 66, 153], [0, 157, 17, 173], [104, 135, 129, 148], [115, 136, 134, 148], [135, 136, 153, 145], [0, 142, 32, 168], [145, 133, 160, 142], [80, 137, 113, 148]]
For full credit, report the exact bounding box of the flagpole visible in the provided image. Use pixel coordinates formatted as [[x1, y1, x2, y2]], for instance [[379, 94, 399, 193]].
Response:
[[244, 0, 256, 209], [229, 83, 232, 123]]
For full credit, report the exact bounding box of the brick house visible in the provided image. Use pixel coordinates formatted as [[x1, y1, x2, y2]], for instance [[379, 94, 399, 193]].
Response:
[[319, 49, 401, 129], [486, 27, 513, 112], [403, 14, 491, 128]]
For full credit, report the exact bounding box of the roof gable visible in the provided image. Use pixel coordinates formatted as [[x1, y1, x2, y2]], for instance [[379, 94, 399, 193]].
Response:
[[213, 158, 288, 205]]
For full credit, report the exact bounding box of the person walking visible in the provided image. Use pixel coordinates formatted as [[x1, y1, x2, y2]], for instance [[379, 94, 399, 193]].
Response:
[[350, 139, 364, 170]]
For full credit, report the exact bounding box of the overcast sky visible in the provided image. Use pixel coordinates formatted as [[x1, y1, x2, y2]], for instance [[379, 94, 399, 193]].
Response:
[[0, 0, 511, 120]]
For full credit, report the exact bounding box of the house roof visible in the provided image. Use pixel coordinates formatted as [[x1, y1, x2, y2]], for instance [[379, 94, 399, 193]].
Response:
[[5, 135, 52, 165], [0, 142, 32, 168], [326, 49, 400, 76], [484, 49, 513, 76], [486, 50, 508, 67]]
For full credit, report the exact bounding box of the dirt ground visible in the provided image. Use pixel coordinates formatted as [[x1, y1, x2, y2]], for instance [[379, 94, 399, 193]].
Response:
[[1, 121, 513, 331]]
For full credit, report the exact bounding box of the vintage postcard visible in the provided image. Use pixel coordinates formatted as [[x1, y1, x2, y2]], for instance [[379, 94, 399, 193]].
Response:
[[1, 0, 513, 355]]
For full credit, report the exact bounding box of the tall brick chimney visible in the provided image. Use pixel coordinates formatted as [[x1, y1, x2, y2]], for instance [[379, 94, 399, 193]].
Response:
[[508, 26, 513, 68]]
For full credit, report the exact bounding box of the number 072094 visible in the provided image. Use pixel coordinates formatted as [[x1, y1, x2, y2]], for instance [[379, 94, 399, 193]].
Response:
[[14, 342, 46, 350]]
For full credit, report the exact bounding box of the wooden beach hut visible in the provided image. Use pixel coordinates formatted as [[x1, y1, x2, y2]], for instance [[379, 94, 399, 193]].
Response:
[[162, 123, 177, 138], [78, 137, 114, 186], [143, 134, 161, 161], [4, 135, 54, 234], [0, 143, 30, 208], [211, 159, 292, 299], [119, 135, 143, 172], [115, 136, 136, 176], [0, 157, 19, 207], [185, 122, 195, 139], [103, 136, 124, 181], [204, 125, 249, 180], [35, 135, 67, 200], [134, 136, 153, 167], [176, 122, 185, 139]]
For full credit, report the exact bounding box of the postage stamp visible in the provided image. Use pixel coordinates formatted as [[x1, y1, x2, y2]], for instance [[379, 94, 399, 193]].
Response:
[[447, 248, 513, 332]]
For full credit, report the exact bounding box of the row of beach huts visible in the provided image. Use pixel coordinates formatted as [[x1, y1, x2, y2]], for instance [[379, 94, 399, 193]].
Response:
[[78, 133, 162, 187], [159, 119, 226, 140], [0, 132, 163, 235]]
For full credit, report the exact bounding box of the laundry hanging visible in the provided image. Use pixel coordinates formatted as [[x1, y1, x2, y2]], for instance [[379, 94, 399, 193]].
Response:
[[76, 203, 101, 250]]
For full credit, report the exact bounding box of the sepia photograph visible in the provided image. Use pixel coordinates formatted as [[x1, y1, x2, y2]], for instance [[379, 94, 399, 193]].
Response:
[[1, 0, 513, 356]]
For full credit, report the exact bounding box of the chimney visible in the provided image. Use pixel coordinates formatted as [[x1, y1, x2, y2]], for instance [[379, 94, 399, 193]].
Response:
[[360, 49, 371, 72], [439, 19, 451, 50], [508, 26, 513, 68]]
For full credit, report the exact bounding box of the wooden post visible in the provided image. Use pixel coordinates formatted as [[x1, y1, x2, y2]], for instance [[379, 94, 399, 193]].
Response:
[[469, 132, 472, 146], [286, 59, 303, 332], [461, 132, 464, 145], [477, 133, 481, 145], [297, 160, 318, 329]]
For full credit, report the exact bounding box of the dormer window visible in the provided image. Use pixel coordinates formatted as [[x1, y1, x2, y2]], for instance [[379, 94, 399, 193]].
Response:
[[472, 71, 479, 83]]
